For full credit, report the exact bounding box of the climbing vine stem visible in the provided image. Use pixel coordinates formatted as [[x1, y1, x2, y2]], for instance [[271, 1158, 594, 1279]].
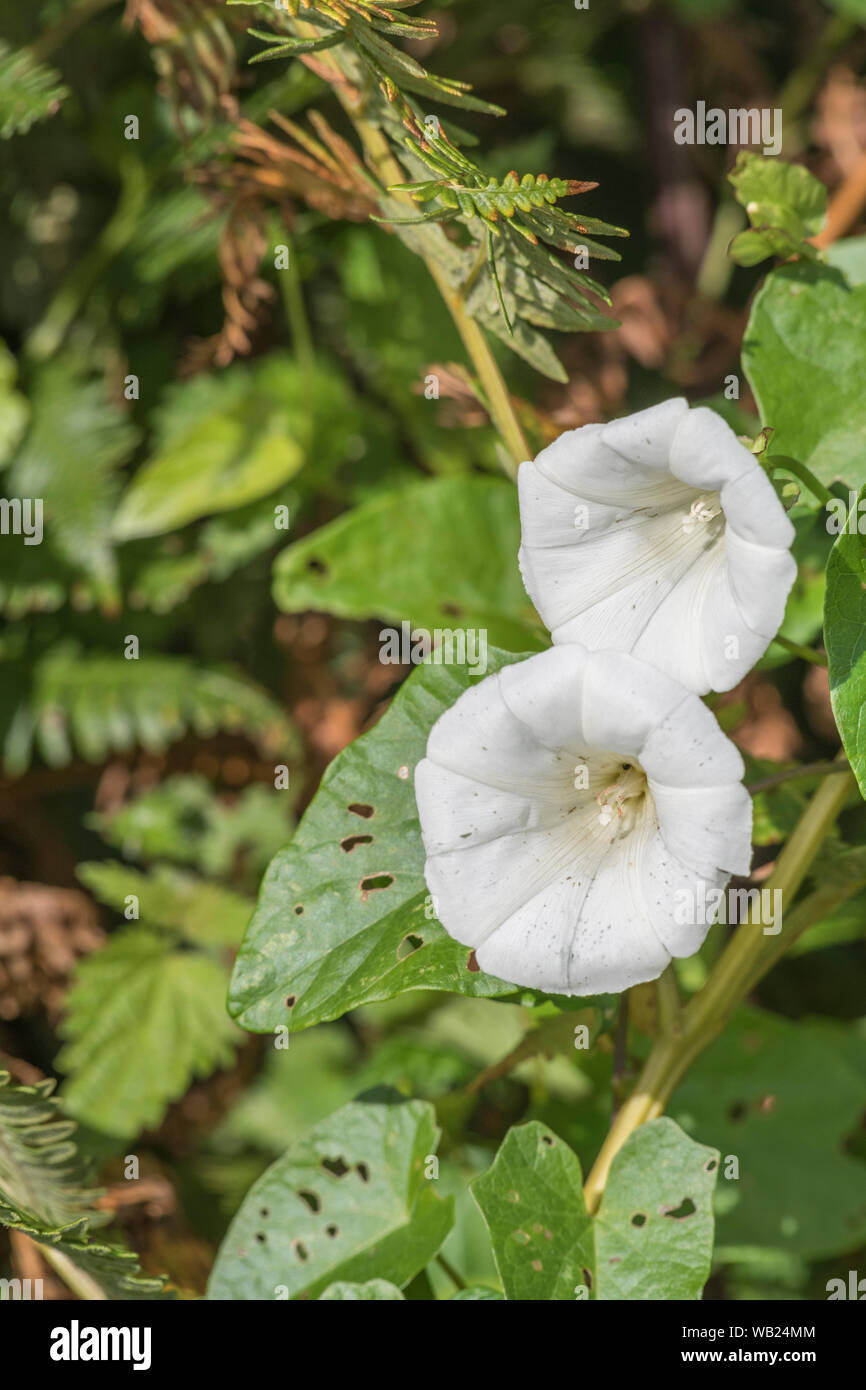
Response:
[[583, 758, 856, 1214]]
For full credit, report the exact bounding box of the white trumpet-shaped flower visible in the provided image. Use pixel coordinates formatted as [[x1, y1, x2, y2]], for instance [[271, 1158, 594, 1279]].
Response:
[[518, 398, 797, 694], [415, 646, 752, 996]]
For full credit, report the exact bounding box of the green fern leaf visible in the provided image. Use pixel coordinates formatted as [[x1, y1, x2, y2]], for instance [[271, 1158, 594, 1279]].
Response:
[[0, 646, 294, 776], [0, 41, 68, 139], [0, 1072, 171, 1299]]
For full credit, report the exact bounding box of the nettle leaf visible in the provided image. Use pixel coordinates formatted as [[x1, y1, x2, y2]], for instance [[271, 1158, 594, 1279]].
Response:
[[594, 1117, 719, 1300], [825, 487, 866, 797], [229, 650, 578, 1035], [58, 928, 240, 1140], [319, 1278, 405, 1300], [77, 861, 253, 949], [728, 152, 826, 266], [208, 1093, 453, 1300], [743, 263, 866, 491], [0, 40, 67, 138], [89, 774, 294, 884], [112, 368, 305, 540], [671, 1007, 866, 1258], [472, 1121, 593, 1301], [0, 1072, 170, 1299], [272, 477, 545, 651]]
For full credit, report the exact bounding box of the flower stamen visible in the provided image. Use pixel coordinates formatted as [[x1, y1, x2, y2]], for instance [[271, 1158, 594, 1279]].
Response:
[[682, 492, 723, 533], [595, 762, 647, 832]]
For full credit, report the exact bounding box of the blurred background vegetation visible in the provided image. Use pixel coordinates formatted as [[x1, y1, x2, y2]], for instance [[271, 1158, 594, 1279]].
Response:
[[1, 0, 865, 1300]]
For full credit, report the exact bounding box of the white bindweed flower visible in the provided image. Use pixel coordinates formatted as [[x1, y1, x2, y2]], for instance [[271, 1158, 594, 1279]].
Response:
[[518, 398, 797, 694], [415, 646, 752, 996]]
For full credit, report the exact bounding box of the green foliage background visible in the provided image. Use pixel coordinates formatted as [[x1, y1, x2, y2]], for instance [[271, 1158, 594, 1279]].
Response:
[[1, 0, 865, 1302]]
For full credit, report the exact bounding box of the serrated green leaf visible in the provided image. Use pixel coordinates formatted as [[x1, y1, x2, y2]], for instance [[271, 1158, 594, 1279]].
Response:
[[472, 1121, 593, 1300], [743, 263, 866, 490], [825, 487, 866, 797], [58, 929, 240, 1139], [228, 651, 574, 1035], [594, 1117, 719, 1299], [208, 1093, 453, 1299], [273, 477, 545, 651], [671, 1008, 866, 1259], [728, 152, 826, 259], [77, 861, 253, 948]]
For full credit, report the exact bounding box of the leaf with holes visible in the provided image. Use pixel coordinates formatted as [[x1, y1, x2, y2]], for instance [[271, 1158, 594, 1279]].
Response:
[[272, 477, 545, 652], [594, 1117, 719, 1300], [472, 1121, 593, 1301], [228, 649, 581, 1035], [670, 1007, 866, 1258], [207, 1093, 453, 1300], [318, 1279, 404, 1300], [825, 487, 866, 798]]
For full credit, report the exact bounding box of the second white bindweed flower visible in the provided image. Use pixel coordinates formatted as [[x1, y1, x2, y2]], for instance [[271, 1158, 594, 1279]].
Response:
[[415, 645, 752, 996], [518, 398, 796, 694]]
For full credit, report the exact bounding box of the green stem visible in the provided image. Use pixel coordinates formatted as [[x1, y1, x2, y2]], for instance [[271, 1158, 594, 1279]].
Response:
[[583, 761, 855, 1213], [274, 225, 315, 372], [435, 1253, 467, 1291], [771, 634, 828, 667], [747, 757, 847, 795], [465, 1010, 591, 1095], [767, 454, 835, 508]]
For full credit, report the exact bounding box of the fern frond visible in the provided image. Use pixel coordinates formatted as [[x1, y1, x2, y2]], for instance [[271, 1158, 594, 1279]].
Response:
[[0, 646, 294, 776], [0, 1072, 171, 1299], [0, 41, 68, 139]]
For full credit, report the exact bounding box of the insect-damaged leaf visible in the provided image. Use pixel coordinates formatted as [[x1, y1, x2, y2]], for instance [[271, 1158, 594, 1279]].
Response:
[[208, 1092, 453, 1300], [472, 1121, 593, 1301], [472, 1117, 718, 1300], [228, 650, 584, 1034], [594, 1117, 719, 1299]]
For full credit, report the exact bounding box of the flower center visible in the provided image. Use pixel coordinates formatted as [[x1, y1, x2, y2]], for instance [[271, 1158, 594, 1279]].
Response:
[[681, 492, 723, 533], [595, 761, 648, 833]]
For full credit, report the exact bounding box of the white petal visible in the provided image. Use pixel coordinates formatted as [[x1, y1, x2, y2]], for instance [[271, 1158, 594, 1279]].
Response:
[[669, 406, 754, 490], [425, 667, 572, 799], [721, 466, 795, 548], [416, 648, 754, 997], [579, 649, 687, 755], [639, 690, 745, 788], [415, 759, 566, 856], [649, 782, 753, 878], [602, 397, 690, 471], [518, 400, 797, 695], [637, 834, 727, 958]]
